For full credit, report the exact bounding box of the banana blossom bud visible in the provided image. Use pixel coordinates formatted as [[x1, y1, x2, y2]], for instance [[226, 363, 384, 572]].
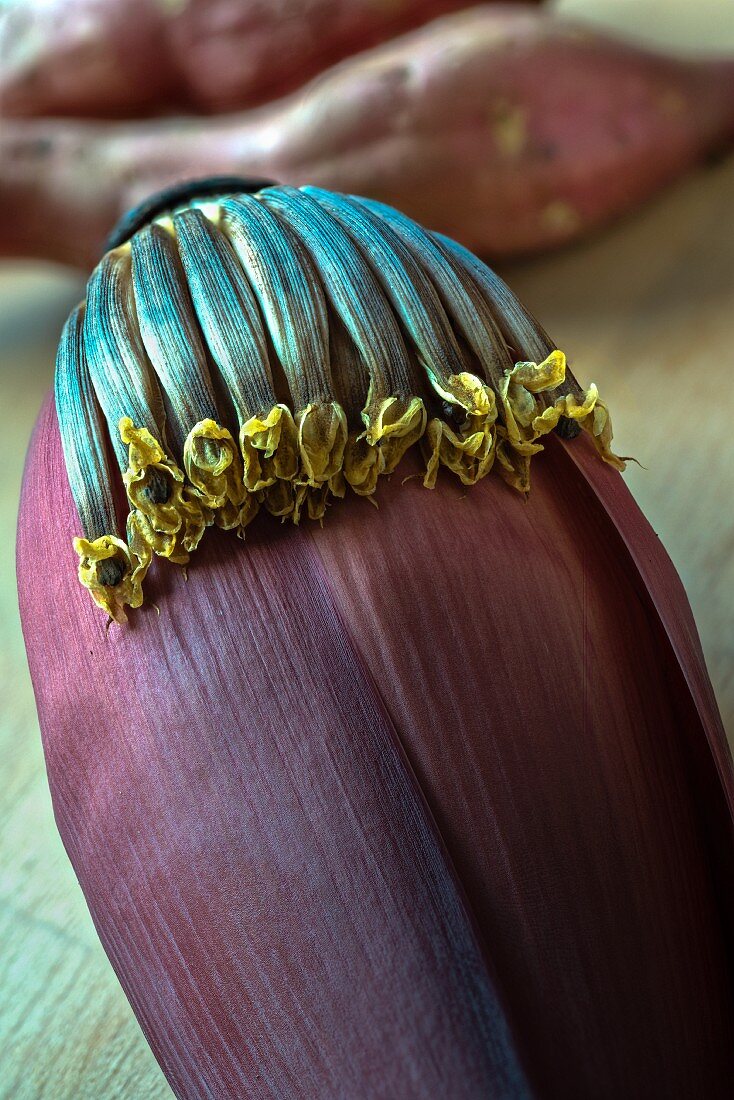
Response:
[[18, 181, 734, 1099]]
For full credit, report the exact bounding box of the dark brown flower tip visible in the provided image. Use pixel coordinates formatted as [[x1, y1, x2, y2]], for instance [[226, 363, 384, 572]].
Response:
[[554, 416, 582, 440]]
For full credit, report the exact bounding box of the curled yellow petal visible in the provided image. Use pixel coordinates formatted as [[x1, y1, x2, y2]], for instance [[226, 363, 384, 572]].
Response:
[[341, 396, 427, 497], [343, 434, 384, 496], [262, 480, 295, 519], [293, 482, 331, 525], [589, 401, 626, 469], [495, 434, 532, 494], [530, 405, 564, 437], [297, 402, 348, 485], [430, 371, 495, 419], [421, 374, 497, 487], [184, 418, 245, 529], [73, 535, 147, 624], [127, 507, 205, 566], [511, 350, 567, 394], [235, 492, 261, 538], [364, 395, 426, 445], [554, 383, 598, 422], [369, 396, 427, 476], [554, 385, 627, 471], [120, 418, 209, 557], [422, 415, 496, 489], [500, 351, 568, 447], [240, 405, 299, 492]]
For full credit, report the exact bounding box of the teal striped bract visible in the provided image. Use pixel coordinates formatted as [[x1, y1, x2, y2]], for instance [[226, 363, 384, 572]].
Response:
[[55, 183, 623, 620]]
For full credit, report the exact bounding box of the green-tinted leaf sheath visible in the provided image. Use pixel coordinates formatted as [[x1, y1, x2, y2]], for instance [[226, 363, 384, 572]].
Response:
[[260, 186, 425, 492], [432, 232, 623, 484], [173, 207, 296, 503], [131, 224, 219, 431], [305, 188, 482, 412], [220, 195, 347, 505], [260, 187, 415, 401], [55, 304, 118, 544], [54, 303, 148, 621], [85, 244, 209, 562], [305, 187, 498, 487], [219, 196, 332, 411], [84, 248, 165, 472], [173, 208, 277, 423], [131, 222, 245, 527], [356, 196, 513, 392]]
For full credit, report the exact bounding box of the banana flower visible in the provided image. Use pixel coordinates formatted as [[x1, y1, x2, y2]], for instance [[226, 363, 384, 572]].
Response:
[[18, 181, 734, 1099]]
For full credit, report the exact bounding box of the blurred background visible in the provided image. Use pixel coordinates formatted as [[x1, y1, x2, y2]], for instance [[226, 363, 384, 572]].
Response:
[[0, 0, 732, 1095]]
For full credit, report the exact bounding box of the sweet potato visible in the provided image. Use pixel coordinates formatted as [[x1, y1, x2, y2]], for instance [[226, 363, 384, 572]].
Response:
[[0, 0, 491, 117], [2, 5, 733, 267]]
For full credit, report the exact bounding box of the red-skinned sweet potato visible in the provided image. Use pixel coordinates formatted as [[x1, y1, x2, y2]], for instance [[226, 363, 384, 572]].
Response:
[[1, 5, 733, 266], [0, 0, 501, 117]]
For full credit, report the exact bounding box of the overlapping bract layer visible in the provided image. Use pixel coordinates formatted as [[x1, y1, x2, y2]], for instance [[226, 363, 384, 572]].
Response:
[[18, 405, 734, 1099], [55, 184, 623, 620]]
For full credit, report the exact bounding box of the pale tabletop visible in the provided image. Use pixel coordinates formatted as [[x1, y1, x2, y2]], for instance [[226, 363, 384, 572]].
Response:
[[1, 105, 733, 1100]]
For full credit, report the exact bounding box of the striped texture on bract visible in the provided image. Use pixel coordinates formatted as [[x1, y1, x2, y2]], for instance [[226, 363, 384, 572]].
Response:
[[54, 184, 622, 623], [18, 401, 734, 1098]]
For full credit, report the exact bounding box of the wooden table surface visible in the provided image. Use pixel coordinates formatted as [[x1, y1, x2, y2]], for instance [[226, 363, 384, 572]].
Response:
[[1, 34, 733, 1099]]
